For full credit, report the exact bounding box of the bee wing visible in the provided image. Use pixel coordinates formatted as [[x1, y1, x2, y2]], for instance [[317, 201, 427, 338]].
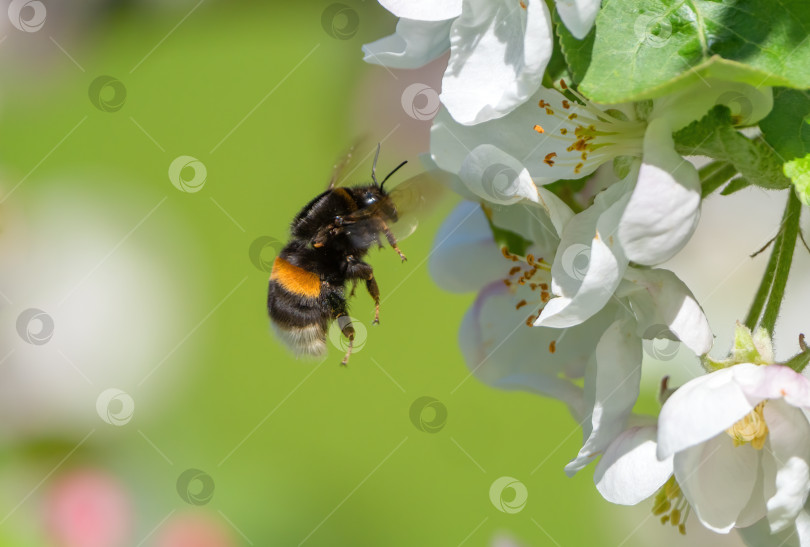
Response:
[[384, 169, 451, 241], [326, 137, 374, 190]]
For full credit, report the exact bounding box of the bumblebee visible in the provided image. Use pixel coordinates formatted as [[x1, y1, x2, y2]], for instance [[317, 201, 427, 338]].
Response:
[[267, 145, 415, 365]]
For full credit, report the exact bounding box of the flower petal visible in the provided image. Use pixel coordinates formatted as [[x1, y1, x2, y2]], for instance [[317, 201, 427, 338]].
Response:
[[735, 365, 810, 409], [362, 18, 452, 69], [536, 179, 632, 328], [458, 144, 540, 204], [378, 0, 462, 21], [441, 0, 553, 125], [651, 80, 774, 131], [594, 425, 673, 505], [674, 435, 759, 533], [429, 202, 506, 293], [458, 280, 596, 417], [620, 267, 713, 356], [555, 0, 600, 39], [617, 118, 701, 265], [429, 86, 601, 181], [765, 400, 810, 533], [565, 319, 643, 475], [657, 365, 758, 459]]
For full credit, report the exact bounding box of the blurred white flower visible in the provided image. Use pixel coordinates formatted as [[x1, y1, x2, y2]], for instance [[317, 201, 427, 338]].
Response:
[[364, 0, 601, 125]]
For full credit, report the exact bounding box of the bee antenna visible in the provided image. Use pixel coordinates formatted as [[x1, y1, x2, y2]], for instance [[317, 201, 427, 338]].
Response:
[[380, 160, 408, 192], [371, 143, 382, 186]]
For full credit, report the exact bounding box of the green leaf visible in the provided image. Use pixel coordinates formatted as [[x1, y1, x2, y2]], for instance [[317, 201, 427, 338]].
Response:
[[783, 154, 810, 206], [673, 106, 790, 190], [759, 87, 810, 162], [720, 177, 751, 196], [580, 0, 810, 103], [553, 12, 594, 85]]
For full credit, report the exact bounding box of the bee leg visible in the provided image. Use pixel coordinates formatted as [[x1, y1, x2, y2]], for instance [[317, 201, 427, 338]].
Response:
[[377, 219, 406, 262], [366, 276, 381, 325], [336, 314, 355, 366], [349, 279, 358, 298], [346, 259, 380, 324]]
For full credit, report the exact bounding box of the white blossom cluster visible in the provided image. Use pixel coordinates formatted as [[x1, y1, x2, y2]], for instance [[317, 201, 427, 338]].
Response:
[[366, 1, 810, 544]]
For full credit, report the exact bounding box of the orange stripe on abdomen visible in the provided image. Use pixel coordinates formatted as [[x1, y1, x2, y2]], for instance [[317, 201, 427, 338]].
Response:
[[270, 257, 322, 298]]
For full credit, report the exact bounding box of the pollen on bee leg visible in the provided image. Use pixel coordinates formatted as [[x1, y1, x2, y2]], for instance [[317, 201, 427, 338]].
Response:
[[533, 124, 545, 134]]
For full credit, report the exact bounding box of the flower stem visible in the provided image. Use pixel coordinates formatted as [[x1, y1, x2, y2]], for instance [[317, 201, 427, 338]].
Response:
[[743, 230, 782, 331], [755, 192, 802, 335]]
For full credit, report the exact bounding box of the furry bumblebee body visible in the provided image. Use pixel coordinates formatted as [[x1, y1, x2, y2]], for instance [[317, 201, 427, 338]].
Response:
[[267, 150, 407, 365]]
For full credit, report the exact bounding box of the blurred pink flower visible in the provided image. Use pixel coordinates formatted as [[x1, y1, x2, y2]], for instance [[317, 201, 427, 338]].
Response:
[[45, 469, 132, 547], [154, 513, 236, 547]]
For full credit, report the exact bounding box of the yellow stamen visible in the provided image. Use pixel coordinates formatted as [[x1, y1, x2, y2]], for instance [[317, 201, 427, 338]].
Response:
[[726, 402, 769, 449]]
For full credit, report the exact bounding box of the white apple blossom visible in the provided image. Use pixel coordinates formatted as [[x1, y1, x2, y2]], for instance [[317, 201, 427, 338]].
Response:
[[657, 361, 810, 535], [363, 0, 601, 125], [431, 80, 772, 279], [429, 182, 712, 475]]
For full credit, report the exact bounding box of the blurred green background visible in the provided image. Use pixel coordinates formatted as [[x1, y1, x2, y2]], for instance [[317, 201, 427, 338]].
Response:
[[0, 1, 754, 546]]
